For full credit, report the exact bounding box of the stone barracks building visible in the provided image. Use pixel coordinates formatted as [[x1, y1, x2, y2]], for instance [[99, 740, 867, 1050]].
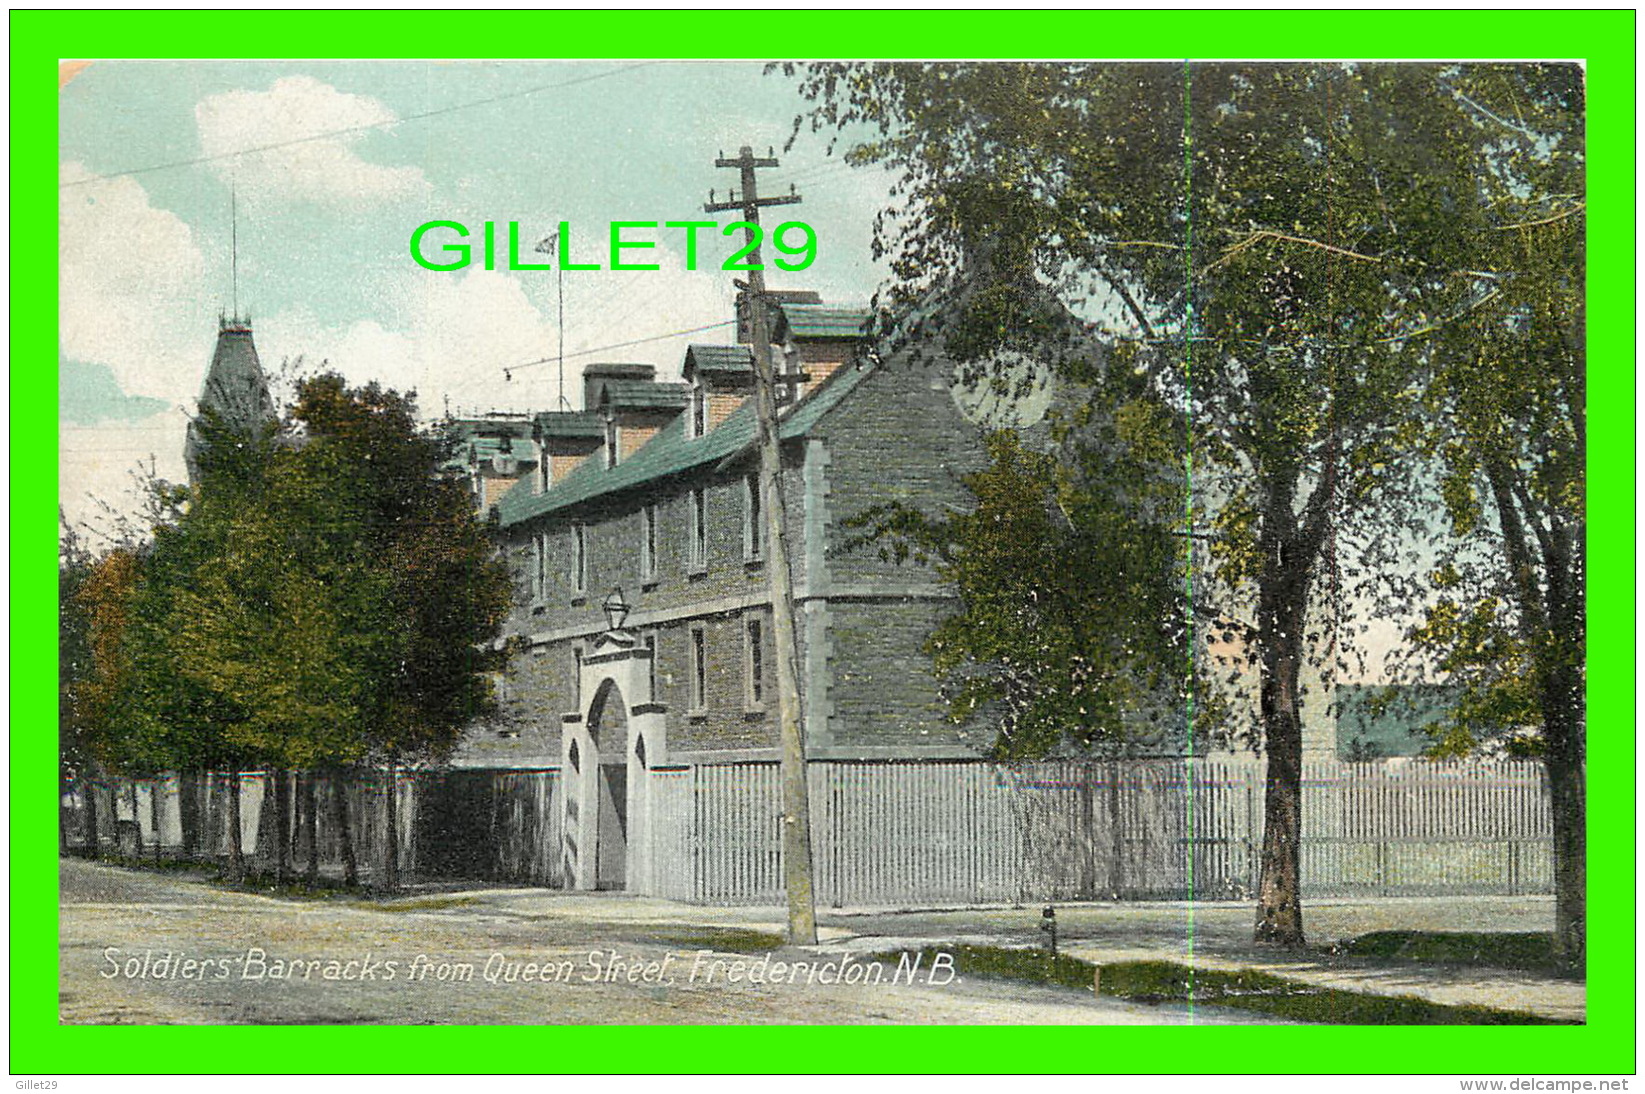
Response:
[[451, 294, 1000, 889]]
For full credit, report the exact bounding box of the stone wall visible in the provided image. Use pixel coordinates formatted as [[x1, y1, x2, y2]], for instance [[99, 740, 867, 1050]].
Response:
[[486, 353, 992, 766]]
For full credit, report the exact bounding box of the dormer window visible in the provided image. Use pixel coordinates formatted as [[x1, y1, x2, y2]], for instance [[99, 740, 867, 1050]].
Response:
[[775, 345, 812, 408], [600, 389, 619, 468]]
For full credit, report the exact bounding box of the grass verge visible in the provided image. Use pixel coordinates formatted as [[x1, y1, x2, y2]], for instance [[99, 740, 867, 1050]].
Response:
[[350, 895, 479, 913], [645, 927, 787, 953], [1329, 931, 1554, 970], [877, 945, 1575, 1025]]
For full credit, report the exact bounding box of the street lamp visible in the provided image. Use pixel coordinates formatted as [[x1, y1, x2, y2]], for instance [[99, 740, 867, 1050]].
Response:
[[602, 587, 630, 633]]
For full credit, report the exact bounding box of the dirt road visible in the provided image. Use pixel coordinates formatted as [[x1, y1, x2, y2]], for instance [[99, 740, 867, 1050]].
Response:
[[61, 859, 1285, 1026]]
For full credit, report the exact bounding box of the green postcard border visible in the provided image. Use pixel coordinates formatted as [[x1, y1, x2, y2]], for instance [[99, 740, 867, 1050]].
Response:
[[12, 8, 1635, 1076]]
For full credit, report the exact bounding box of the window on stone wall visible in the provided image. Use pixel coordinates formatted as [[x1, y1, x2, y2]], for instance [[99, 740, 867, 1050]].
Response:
[[641, 504, 658, 582], [644, 631, 658, 702], [689, 625, 707, 713], [573, 522, 587, 594], [745, 616, 765, 710], [532, 531, 547, 601], [572, 643, 584, 711], [744, 472, 763, 562], [689, 487, 707, 573], [690, 381, 706, 439]]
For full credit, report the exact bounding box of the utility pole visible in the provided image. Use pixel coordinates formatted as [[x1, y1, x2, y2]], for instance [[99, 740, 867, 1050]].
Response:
[[706, 146, 817, 946]]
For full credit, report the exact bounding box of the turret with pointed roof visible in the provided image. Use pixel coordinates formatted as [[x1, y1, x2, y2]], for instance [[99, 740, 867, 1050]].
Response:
[[184, 315, 277, 485]]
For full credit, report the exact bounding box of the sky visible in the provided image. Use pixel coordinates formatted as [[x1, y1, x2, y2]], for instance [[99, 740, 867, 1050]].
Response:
[[54, 58, 1470, 685], [58, 60, 899, 539]]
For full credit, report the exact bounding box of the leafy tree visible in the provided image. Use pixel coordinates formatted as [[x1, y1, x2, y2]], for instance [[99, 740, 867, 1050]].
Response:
[[59, 524, 96, 852], [1386, 65, 1586, 971], [284, 376, 513, 887], [787, 61, 1547, 948], [120, 376, 512, 888], [845, 411, 1193, 760], [120, 408, 281, 878], [58, 524, 131, 853]]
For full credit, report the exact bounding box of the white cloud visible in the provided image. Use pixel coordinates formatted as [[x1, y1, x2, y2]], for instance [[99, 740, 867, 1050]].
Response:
[[195, 76, 429, 208], [59, 160, 212, 538], [59, 418, 190, 547], [257, 238, 733, 420], [59, 161, 213, 410]]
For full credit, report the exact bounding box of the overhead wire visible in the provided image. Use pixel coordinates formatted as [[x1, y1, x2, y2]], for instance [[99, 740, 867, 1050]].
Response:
[[60, 62, 659, 189], [501, 318, 736, 378]]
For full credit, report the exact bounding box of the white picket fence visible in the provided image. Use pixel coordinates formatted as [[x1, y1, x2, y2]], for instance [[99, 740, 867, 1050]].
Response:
[[73, 759, 1555, 906], [648, 759, 1555, 906]]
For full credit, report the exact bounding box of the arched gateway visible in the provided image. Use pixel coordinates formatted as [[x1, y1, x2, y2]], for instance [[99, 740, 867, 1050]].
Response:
[[561, 625, 666, 891]]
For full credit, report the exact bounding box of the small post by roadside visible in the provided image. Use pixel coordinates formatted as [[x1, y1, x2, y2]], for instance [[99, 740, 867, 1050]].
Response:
[[1040, 905, 1058, 957]]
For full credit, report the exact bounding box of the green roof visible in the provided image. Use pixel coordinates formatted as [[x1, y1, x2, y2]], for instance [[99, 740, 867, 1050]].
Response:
[[497, 361, 872, 526], [594, 378, 689, 410], [583, 363, 656, 380], [779, 303, 871, 340], [470, 436, 535, 461], [683, 344, 754, 376], [534, 411, 604, 439]]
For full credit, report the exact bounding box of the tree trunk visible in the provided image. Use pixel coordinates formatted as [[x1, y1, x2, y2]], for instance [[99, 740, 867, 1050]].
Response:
[[333, 775, 358, 888], [82, 771, 101, 855], [225, 771, 245, 882], [1483, 458, 1585, 975], [151, 778, 164, 863], [382, 764, 399, 893], [273, 769, 291, 886], [1542, 659, 1586, 976], [1253, 489, 1313, 949], [128, 782, 141, 860], [178, 770, 200, 860], [303, 773, 320, 886], [1254, 642, 1306, 947]]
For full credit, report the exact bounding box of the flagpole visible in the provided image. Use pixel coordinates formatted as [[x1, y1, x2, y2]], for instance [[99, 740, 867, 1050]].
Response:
[[558, 261, 566, 411], [537, 232, 568, 412]]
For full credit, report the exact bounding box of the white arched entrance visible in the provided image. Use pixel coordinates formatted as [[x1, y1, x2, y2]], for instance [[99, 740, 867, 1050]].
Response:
[[561, 628, 667, 892]]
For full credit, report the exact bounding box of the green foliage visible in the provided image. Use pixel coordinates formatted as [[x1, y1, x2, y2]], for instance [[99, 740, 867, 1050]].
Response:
[[877, 946, 1571, 1024], [59, 528, 153, 780], [788, 62, 1586, 949], [1402, 593, 1541, 758], [116, 374, 512, 777], [844, 428, 1190, 760], [1399, 66, 1586, 767]]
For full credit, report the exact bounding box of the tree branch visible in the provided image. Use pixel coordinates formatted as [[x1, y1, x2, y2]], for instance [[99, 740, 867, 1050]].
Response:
[[1482, 454, 1550, 638], [1097, 262, 1157, 341], [1494, 202, 1585, 231], [1204, 230, 1380, 275], [1296, 426, 1343, 567]]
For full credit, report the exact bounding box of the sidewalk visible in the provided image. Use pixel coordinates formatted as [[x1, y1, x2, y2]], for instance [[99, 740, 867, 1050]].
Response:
[[468, 888, 1583, 1022]]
